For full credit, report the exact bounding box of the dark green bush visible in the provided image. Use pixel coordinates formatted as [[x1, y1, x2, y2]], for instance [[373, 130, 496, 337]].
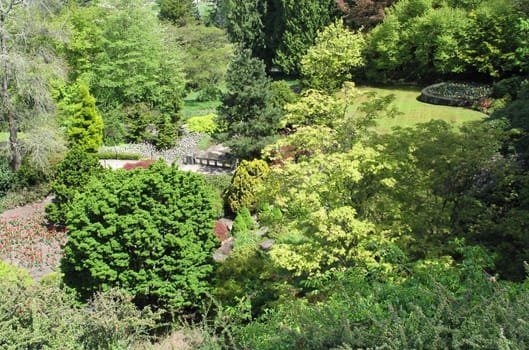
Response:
[[46, 148, 103, 225], [61, 161, 218, 313], [493, 76, 524, 98], [197, 85, 222, 102], [234, 248, 529, 350]]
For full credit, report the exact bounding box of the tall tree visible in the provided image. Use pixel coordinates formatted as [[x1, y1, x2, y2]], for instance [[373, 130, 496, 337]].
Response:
[[301, 19, 366, 92], [156, 0, 198, 26], [0, 0, 66, 170], [66, 0, 185, 145], [216, 50, 281, 160], [217, 0, 339, 75], [273, 0, 339, 75]]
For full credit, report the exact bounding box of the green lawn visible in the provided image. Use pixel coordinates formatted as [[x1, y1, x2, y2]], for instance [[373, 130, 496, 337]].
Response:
[[182, 91, 221, 119], [358, 86, 486, 133]]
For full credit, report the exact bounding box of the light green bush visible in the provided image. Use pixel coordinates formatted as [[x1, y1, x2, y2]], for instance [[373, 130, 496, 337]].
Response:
[[186, 113, 219, 134]]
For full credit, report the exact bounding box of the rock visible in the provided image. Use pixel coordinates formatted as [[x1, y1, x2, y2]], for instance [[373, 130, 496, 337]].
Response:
[[259, 239, 275, 251]]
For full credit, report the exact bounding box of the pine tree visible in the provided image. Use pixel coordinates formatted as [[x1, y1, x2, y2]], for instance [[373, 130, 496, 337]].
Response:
[[217, 50, 280, 160]]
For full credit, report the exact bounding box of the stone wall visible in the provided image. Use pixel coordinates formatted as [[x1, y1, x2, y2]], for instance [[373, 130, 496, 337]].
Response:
[[418, 83, 474, 107]]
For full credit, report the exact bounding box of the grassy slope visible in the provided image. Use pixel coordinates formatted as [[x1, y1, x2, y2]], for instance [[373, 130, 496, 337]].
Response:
[[359, 86, 485, 133]]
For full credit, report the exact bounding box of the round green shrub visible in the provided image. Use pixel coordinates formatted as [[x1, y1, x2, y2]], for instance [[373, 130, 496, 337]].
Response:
[[61, 161, 218, 313]]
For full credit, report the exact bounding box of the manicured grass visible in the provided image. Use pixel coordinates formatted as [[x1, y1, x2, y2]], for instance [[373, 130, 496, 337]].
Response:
[[182, 91, 222, 119], [358, 86, 486, 133]]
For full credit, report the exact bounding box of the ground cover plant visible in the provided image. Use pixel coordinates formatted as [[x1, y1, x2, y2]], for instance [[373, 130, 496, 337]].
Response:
[[358, 86, 486, 133], [0, 205, 67, 272]]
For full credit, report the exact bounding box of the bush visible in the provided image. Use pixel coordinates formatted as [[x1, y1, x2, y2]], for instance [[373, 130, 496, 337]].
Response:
[[46, 148, 103, 225], [96, 152, 142, 160], [66, 83, 104, 152], [225, 159, 270, 214], [493, 76, 524, 98], [0, 157, 13, 196], [61, 161, 218, 313], [197, 85, 223, 102], [0, 278, 159, 349], [186, 113, 219, 134], [236, 263, 529, 350]]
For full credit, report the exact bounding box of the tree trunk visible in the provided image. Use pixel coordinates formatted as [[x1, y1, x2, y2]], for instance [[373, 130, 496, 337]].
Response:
[[0, 1, 22, 171]]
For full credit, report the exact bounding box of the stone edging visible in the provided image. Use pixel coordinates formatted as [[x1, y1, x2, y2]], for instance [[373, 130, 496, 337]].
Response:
[[418, 82, 474, 107]]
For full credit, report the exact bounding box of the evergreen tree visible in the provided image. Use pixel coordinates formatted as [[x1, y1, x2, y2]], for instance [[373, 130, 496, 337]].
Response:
[[65, 83, 104, 152], [156, 0, 199, 26], [216, 50, 281, 160]]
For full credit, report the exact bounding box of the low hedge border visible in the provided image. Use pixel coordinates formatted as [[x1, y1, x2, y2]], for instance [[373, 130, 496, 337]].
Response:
[[96, 152, 142, 160]]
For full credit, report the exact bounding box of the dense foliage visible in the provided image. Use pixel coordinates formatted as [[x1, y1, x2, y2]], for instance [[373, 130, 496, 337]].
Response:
[[365, 0, 527, 82], [225, 159, 270, 214], [2, 0, 529, 348], [46, 148, 103, 225], [65, 0, 185, 146], [217, 50, 281, 159], [61, 161, 218, 312], [62, 83, 104, 152]]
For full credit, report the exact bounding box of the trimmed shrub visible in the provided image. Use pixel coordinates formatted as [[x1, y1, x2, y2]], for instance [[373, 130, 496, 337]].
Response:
[[61, 161, 218, 313], [96, 152, 142, 160], [46, 148, 103, 225], [66, 83, 104, 152], [225, 159, 270, 214]]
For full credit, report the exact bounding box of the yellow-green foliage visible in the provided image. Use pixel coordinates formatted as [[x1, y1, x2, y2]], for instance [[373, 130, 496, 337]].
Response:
[[0, 261, 32, 285], [226, 159, 270, 214], [186, 113, 219, 134]]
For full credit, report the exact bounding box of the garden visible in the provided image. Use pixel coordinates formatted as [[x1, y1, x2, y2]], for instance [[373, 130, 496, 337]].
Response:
[[1, 0, 529, 348]]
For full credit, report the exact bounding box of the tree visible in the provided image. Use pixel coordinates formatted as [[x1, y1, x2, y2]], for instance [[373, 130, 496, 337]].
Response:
[[61, 161, 218, 312], [66, 0, 186, 145], [0, 0, 66, 170], [301, 19, 366, 92], [46, 148, 103, 226], [63, 83, 103, 152], [272, 0, 339, 75], [217, 0, 339, 75], [225, 159, 270, 214], [156, 0, 198, 26], [169, 23, 234, 96], [216, 50, 281, 160]]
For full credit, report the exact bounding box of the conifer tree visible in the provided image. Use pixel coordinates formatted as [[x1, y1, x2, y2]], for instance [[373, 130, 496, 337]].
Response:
[[65, 83, 104, 153]]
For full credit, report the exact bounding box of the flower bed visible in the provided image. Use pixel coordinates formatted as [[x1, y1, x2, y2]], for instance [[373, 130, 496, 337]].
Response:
[[0, 205, 67, 271], [419, 82, 492, 107]]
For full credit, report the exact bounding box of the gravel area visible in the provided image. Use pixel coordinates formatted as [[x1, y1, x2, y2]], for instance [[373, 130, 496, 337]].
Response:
[[99, 131, 234, 175], [99, 131, 205, 165]]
